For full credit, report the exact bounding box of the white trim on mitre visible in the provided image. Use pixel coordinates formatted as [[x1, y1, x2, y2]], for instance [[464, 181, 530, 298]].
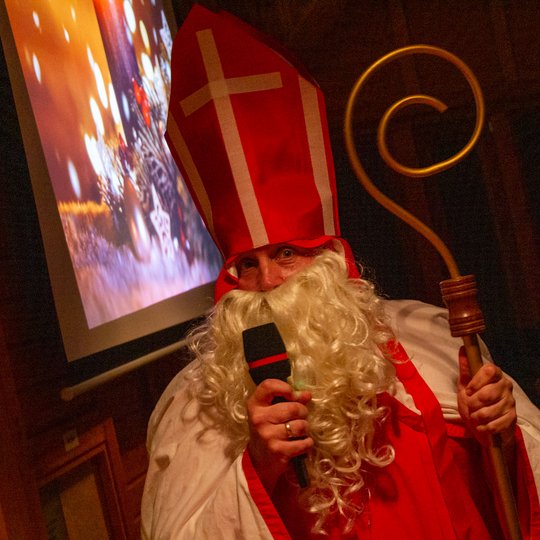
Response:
[[298, 76, 336, 236]]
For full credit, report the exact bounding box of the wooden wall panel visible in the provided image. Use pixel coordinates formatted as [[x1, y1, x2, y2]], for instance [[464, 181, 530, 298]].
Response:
[[504, 3, 540, 84], [0, 327, 47, 540]]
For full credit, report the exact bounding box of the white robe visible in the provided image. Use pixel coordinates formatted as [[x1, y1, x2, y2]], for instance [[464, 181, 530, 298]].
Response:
[[141, 299, 540, 539]]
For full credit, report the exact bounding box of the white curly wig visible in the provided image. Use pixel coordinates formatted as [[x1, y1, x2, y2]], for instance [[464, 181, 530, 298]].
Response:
[[184, 248, 397, 533]]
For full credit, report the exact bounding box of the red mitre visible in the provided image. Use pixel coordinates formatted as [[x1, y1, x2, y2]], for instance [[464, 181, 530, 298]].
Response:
[[165, 5, 356, 300]]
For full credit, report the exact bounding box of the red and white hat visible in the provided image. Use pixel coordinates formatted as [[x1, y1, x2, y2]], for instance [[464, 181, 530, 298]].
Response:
[[166, 5, 353, 299]]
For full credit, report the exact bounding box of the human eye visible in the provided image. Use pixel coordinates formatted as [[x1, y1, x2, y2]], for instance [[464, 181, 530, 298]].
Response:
[[275, 246, 297, 261], [236, 257, 257, 276]]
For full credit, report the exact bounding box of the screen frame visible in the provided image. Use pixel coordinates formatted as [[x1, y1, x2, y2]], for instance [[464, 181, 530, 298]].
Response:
[[0, 0, 218, 363]]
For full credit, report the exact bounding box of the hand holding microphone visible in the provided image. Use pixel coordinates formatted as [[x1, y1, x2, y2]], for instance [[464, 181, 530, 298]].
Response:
[[243, 322, 312, 492]]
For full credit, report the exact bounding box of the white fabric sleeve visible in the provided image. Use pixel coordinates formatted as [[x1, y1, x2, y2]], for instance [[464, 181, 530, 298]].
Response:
[[141, 365, 274, 540]]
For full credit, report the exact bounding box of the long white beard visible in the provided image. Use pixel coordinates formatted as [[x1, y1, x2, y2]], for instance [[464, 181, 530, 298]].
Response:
[[186, 249, 396, 532]]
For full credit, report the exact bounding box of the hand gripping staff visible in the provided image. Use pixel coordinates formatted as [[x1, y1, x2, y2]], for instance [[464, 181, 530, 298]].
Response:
[[344, 45, 522, 540]]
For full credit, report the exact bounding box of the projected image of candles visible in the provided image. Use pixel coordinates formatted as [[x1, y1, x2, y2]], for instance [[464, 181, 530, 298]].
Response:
[[5, 0, 222, 329]]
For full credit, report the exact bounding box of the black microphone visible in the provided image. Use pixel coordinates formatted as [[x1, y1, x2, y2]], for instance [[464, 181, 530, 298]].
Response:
[[242, 322, 310, 488]]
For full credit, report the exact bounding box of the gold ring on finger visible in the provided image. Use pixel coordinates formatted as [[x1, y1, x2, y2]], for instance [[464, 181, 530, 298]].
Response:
[[284, 422, 293, 439]]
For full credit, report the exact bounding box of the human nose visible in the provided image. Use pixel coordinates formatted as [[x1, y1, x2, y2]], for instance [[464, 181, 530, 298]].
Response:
[[258, 259, 283, 291]]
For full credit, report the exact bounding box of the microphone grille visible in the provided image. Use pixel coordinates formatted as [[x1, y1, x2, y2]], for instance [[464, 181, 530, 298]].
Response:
[[242, 322, 290, 385], [242, 322, 286, 362]]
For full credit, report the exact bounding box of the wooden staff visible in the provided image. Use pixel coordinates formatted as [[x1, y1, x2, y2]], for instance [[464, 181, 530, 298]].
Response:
[[343, 45, 522, 540]]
